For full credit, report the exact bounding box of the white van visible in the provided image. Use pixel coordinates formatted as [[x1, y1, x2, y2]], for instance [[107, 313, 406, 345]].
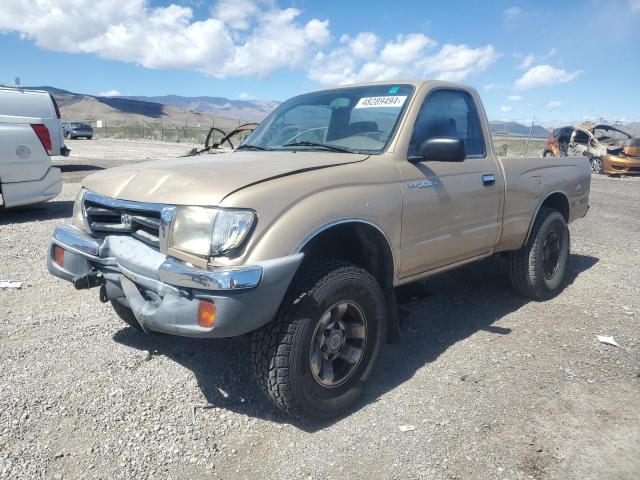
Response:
[[0, 87, 67, 208]]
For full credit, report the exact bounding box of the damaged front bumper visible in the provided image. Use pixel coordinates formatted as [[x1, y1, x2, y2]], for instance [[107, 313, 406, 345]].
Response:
[[47, 225, 303, 337]]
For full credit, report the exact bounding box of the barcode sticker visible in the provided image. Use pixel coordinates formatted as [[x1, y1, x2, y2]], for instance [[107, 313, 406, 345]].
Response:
[[354, 96, 407, 109]]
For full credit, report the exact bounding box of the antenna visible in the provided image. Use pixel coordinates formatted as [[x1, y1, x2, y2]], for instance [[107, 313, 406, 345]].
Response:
[[523, 115, 535, 157]]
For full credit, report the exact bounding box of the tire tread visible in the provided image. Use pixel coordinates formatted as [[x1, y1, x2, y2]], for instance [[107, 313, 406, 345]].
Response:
[[251, 259, 383, 417]]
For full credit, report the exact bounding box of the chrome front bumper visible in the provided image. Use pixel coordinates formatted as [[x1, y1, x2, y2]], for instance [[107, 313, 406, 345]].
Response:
[[48, 225, 303, 337]]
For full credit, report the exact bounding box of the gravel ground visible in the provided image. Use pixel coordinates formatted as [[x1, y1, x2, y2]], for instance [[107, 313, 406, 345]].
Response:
[[1, 140, 639, 479]]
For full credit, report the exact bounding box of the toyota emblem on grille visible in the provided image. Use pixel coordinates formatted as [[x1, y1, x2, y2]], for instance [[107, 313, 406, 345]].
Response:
[[120, 213, 133, 230]]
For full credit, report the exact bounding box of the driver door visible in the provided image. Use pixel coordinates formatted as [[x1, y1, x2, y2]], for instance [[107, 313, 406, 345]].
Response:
[[398, 89, 502, 278]]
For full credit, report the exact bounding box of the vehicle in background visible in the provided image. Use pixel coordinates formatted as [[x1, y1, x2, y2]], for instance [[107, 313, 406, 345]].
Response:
[[0, 87, 65, 208], [185, 123, 258, 156], [48, 80, 590, 418], [601, 137, 640, 175], [542, 123, 639, 174], [543, 126, 574, 158], [63, 122, 94, 140]]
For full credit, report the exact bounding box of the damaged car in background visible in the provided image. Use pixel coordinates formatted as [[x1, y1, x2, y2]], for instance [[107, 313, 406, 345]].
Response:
[[185, 123, 258, 156], [543, 123, 640, 175]]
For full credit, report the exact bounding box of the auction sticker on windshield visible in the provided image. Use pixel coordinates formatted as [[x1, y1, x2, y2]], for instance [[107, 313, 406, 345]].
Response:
[[355, 96, 407, 109]]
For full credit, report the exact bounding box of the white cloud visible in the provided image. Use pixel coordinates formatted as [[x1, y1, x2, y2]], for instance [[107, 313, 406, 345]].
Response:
[[519, 54, 535, 70], [309, 38, 499, 85], [0, 0, 329, 79], [98, 89, 121, 97], [211, 0, 258, 30], [504, 7, 522, 24], [500, 105, 512, 113], [238, 92, 252, 100], [547, 101, 562, 108], [508, 95, 523, 101], [484, 83, 503, 91], [631, 0, 640, 12], [515, 65, 582, 90], [517, 48, 557, 69], [0, 0, 499, 85]]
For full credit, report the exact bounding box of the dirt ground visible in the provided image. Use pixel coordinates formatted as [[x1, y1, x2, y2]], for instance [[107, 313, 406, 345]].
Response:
[[1, 139, 639, 480]]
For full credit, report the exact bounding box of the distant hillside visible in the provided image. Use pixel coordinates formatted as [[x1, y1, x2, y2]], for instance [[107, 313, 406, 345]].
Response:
[[124, 94, 279, 122], [623, 122, 640, 137], [28, 86, 275, 130], [490, 121, 549, 138]]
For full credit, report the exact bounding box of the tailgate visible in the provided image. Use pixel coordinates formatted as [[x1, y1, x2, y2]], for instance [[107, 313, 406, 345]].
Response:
[[0, 121, 52, 183]]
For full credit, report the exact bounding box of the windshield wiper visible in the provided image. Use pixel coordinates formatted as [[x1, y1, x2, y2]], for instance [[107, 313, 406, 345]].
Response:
[[281, 141, 353, 153], [236, 144, 272, 151]]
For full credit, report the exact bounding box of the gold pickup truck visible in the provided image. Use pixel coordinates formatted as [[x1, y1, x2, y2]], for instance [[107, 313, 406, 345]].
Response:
[[47, 80, 591, 419]]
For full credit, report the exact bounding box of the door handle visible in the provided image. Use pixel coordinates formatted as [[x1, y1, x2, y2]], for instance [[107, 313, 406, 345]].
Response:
[[482, 174, 496, 186]]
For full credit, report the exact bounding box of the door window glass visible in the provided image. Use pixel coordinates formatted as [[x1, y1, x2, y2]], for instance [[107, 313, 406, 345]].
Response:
[[409, 90, 486, 158]]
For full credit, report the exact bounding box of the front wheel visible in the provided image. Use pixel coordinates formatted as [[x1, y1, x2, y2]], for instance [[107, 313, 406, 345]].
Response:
[[508, 208, 570, 300], [251, 260, 387, 419], [591, 156, 603, 174]]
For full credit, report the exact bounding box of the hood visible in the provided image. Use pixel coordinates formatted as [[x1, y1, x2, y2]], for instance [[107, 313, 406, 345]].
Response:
[[82, 151, 368, 206]]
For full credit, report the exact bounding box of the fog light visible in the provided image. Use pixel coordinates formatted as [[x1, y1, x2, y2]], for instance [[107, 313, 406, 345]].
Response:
[[54, 246, 64, 267], [198, 300, 216, 328]]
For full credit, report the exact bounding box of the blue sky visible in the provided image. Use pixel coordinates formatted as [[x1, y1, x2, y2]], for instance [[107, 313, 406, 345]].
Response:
[[1, 0, 639, 125]]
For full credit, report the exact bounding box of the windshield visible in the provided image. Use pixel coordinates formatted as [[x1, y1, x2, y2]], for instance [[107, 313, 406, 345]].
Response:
[[241, 84, 414, 154]]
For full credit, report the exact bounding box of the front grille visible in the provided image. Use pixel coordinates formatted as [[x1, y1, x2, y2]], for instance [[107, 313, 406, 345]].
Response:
[[83, 193, 167, 249]]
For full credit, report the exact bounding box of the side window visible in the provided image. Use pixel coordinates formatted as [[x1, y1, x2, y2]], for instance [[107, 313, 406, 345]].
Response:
[[573, 130, 590, 145], [408, 89, 485, 159]]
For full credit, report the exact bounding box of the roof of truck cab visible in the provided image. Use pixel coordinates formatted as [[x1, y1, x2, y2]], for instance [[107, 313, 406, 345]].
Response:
[[305, 80, 475, 94]]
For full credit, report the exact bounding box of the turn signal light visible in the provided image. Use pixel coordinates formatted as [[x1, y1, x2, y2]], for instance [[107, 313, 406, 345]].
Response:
[[53, 246, 64, 267], [197, 300, 216, 328]]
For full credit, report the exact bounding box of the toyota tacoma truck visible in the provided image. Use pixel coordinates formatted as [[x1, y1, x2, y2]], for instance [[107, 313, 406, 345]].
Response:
[[47, 81, 591, 419]]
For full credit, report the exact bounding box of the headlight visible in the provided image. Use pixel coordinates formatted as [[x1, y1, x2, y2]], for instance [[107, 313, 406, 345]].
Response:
[[169, 206, 255, 257], [71, 188, 86, 229]]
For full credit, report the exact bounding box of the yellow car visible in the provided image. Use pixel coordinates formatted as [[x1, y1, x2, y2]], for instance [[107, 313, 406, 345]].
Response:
[[601, 138, 640, 175], [543, 123, 640, 175]]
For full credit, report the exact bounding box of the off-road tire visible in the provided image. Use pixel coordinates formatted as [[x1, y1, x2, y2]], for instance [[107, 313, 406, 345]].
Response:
[[508, 208, 570, 300], [251, 260, 387, 419], [110, 299, 142, 330]]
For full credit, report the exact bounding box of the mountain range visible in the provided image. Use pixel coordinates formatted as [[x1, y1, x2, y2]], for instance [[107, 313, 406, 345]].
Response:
[[123, 94, 279, 122], [489, 121, 549, 138], [29, 86, 277, 129]]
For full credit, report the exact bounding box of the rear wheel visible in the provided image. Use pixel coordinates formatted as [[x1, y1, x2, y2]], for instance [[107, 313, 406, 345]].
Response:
[[251, 260, 387, 419], [543, 151, 554, 158], [590, 156, 603, 174], [508, 208, 570, 300], [110, 299, 142, 330]]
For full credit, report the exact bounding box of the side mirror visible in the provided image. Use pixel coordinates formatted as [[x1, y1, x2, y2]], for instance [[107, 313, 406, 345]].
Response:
[[410, 137, 465, 162]]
